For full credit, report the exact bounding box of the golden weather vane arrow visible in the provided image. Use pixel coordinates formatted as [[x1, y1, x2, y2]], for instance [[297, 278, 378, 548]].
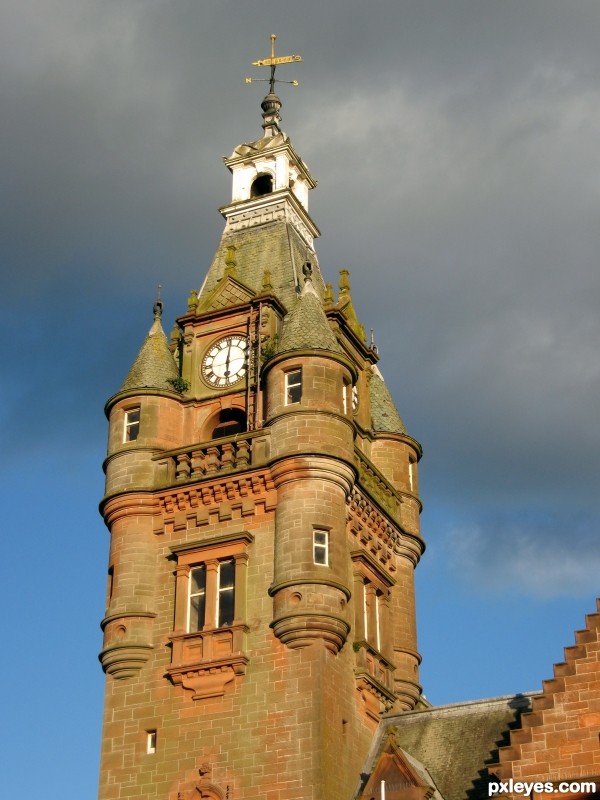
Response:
[[245, 34, 302, 93]]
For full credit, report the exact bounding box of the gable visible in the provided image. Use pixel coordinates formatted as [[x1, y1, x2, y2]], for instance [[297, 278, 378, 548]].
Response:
[[357, 737, 439, 800], [199, 275, 255, 312], [495, 598, 600, 785]]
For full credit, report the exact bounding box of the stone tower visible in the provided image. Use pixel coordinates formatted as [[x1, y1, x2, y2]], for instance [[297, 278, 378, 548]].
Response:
[[98, 87, 424, 800]]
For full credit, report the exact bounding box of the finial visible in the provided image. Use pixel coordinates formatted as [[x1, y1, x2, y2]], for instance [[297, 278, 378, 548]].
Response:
[[339, 269, 351, 294], [370, 329, 378, 354], [323, 282, 334, 305], [246, 35, 302, 137], [153, 284, 163, 318], [302, 261, 313, 283], [187, 288, 198, 311]]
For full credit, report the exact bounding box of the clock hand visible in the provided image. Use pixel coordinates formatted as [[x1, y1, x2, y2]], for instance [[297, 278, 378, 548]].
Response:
[[224, 344, 231, 377]]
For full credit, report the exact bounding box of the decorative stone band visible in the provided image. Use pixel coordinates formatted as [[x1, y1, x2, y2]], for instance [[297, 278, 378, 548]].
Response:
[[269, 455, 356, 495], [270, 611, 351, 655], [99, 611, 157, 679], [100, 491, 160, 526], [99, 642, 154, 680], [268, 577, 352, 600], [220, 191, 319, 249], [392, 674, 423, 712]]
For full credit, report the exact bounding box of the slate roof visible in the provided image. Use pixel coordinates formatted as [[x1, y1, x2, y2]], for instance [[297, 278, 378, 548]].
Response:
[[120, 316, 179, 392], [198, 220, 325, 313], [362, 695, 533, 800], [277, 279, 342, 356], [369, 366, 407, 434]]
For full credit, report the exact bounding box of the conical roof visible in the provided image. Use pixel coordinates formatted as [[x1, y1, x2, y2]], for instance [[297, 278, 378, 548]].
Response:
[[369, 365, 406, 434], [277, 276, 342, 356], [120, 311, 179, 392]]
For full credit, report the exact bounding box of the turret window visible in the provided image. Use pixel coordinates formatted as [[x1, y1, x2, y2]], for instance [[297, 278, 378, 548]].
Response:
[[123, 408, 140, 442], [313, 530, 329, 566], [285, 369, 302, 405]]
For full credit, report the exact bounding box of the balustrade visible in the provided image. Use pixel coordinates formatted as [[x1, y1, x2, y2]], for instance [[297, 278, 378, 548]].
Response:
[[172, 438, 252, 482]]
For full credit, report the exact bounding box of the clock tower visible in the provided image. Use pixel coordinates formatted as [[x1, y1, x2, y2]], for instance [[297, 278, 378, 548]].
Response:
[[98, 69, 424, 800]]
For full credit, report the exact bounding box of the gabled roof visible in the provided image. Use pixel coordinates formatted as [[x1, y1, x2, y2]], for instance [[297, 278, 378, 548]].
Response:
[[197, 273, 256, 313], [360, 695, 533, 800], [357, 734, 443, 800], [120, 314, 179, 392], [370, 366, 407, 434], [277, 278, 342, 356]]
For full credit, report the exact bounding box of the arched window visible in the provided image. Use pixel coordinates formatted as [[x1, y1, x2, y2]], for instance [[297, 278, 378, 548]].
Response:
[[211, 408, 247, 439], [250, 173, 273, 197]]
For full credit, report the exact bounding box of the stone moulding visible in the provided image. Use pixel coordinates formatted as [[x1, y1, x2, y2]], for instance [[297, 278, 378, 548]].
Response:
[[99, 642, 154, 680], [355, 672, 396, 725], [167, 654, 249, 701], [270, 612, 350, 655]]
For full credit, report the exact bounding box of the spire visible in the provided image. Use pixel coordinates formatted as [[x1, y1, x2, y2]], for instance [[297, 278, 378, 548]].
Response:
[[369, 365, 407, 434], [277, 264, 342, 355], [120, 298, 179, 392]]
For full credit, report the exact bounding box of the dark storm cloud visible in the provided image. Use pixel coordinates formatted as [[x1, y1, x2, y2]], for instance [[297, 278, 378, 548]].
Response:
[[3, 0, 599, 600]]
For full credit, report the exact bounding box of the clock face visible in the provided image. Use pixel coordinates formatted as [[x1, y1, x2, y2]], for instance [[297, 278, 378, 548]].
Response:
[[202, 335, 248, 387]]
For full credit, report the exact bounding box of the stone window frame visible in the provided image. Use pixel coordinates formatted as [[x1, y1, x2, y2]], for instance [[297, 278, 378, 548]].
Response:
[[187, 558, 235, 631], [351, 550, 396, 717], [313, 529, 329, 566], [352, 553, 391, 655], [167, 532, 253, 700], [285, 368, 302, 405], [123, 407, 140, 442]]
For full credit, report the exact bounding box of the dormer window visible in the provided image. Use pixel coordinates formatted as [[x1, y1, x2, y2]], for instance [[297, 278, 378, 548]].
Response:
[[250, 173, 273, 197]]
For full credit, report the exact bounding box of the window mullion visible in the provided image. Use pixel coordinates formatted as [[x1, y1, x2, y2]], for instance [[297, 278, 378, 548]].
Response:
[[204, 560, 220, 629]]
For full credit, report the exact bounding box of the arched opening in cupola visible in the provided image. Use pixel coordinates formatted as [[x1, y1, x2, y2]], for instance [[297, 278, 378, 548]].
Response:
[[250, 173, 273, 197], [210, 408, 247, 439]]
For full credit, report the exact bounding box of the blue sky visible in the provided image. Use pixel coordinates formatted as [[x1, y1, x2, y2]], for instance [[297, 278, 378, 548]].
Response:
[[2, 1, 599, 797]]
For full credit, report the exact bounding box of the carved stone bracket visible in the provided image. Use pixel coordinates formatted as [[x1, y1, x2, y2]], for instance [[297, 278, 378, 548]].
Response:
[[168, 654, 249, 701]]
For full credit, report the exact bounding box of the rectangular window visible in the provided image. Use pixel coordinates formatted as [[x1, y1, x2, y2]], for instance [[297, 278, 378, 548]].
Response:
[[187, 560, 236, 632], [285, 369, 302, 405], [124, 408, 140, 442], [409, 459, 416, 491], [217, 559, 235, 627], [146, 731, 157, 754], [188, 565, 207, 632], [342, 382, 349, 414], [313, 530, 329, 566]]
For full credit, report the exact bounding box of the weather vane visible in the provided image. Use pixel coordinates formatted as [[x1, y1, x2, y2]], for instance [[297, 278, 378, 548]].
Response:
[[245, 34, 302, 94]]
